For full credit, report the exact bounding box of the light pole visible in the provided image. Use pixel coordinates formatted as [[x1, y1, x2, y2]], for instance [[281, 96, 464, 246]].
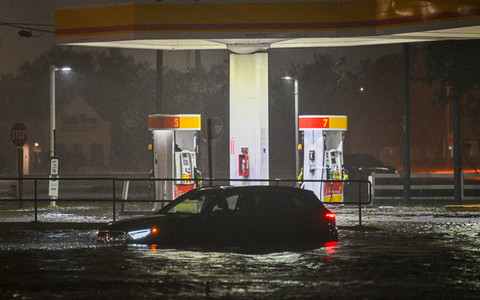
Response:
[[282, 76, 300, 181], [49, 65, 71, 206]]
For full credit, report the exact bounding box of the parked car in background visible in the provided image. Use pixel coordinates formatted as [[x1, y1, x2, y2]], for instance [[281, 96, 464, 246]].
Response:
[[97, 185, 338, 248], [344, 154, 398, 180]]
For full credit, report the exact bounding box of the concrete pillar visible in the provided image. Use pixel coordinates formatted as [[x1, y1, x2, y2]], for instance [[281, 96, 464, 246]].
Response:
[[229, 53, 269, 183]]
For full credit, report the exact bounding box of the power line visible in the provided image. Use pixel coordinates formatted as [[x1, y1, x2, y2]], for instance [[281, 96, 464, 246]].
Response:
[[0, 21, 55, 36], [2, 21, 54, 27]]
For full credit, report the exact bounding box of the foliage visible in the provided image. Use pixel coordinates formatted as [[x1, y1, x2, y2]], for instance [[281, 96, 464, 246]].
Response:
[[297, 54, 346, 114], [422, 40, 480, 114], [0, 47, 156, 174], [162, 63, 228, 118], [161, 61, 230, 178]]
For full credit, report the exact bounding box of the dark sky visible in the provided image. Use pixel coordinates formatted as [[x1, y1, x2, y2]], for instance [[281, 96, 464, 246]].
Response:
[[0, 0, 126, 76], [0, 0, 55, 75]]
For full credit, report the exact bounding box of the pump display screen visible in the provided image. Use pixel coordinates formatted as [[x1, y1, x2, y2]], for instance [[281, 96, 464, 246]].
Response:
[[309, 150, 315, 161]]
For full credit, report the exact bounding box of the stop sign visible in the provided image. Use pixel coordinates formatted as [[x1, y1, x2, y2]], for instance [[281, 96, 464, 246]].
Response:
[[11, 123, 27, 147], [201, 117, 223, 141]]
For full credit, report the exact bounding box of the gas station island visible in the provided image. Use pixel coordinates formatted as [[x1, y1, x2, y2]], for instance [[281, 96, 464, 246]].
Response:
[[301, 115, 348, 202], [149, 114, 201, 208]]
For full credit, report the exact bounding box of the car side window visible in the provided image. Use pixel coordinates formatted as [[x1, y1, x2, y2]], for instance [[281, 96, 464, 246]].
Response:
[[209, 190, 313, 214], [254, 191, 296, 212], [211, 193, 256, 214], [211, 199, 228, 213], [234, 193, 254, 213], [211, 195, 239, 214], [290, 195, 308, 207], [166, 194, 215, 214], [225, 195, 239, 210]]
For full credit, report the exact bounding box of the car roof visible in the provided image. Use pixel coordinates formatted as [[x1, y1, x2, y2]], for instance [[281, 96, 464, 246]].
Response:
[[195, 185, 311, 194]]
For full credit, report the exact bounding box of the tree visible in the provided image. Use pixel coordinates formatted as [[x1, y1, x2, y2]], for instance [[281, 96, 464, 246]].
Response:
[[423, 40, 480, 201], [423, 40, 480, 110], [161, 61, 230, 178], [0, 47, 156, 174]]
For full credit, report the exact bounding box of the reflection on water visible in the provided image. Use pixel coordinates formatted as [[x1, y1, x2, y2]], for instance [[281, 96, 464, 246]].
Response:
[[0, 221, 479, 299]]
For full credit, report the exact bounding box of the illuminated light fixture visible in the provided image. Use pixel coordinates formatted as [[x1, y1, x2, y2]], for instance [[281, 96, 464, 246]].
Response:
[[128, 229, 151, 240], [226, 43, 271, 54], [324, 212, 336, 220], [151, 227, 158, 234], [324, 241, 339, 247]]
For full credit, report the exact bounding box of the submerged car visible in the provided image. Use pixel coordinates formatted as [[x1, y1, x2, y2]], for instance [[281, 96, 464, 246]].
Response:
[[97, 185, 338, 248], [344, 154, 398, 180]]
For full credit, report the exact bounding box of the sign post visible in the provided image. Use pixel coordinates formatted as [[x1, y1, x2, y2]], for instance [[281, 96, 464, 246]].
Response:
[[49, 157, 59, 206], [11, 123, 27, 207]]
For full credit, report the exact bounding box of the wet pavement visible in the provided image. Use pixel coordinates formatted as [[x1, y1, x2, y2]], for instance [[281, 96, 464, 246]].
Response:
[[0, 202, 479, 299]]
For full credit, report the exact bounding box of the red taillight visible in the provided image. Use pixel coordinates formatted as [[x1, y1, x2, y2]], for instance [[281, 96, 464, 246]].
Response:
[[324, 212, 336, 221], [324, 241, 338, 247]]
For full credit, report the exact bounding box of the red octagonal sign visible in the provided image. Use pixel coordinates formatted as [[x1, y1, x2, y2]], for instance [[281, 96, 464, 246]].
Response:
[[11, 123, 27, 147], [201, 117, 223, 141]]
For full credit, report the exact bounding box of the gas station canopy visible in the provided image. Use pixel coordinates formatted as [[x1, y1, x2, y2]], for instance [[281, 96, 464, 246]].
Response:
[[55, 0, 480, 53]]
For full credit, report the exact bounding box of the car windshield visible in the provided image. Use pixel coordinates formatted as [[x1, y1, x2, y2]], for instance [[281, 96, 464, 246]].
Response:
[[164, 192, 217, 214]]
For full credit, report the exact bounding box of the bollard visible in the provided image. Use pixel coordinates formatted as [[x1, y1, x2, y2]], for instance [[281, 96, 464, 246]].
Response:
[[358, 181, 362, 227]]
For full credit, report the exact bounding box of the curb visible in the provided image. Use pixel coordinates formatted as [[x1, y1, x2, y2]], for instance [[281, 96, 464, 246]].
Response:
[[445, 204, 480, 212]]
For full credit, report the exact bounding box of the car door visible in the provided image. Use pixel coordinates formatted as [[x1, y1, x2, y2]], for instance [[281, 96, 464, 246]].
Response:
[[203, 191, 258, 246], [251, 190, 317, 242], [250, 191, 293, 241]]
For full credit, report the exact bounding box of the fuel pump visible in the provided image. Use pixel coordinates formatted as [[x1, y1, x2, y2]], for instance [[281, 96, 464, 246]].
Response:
[[149, 114, 201, 209], [300, 115, 347, 202], [174, 149, 197, 197], [175, 150, 195, 184], [325, 150, 343, 180]]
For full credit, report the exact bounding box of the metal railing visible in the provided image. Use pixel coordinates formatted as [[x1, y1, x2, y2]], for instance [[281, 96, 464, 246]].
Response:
[[370, 172, 480, 201], [0, 177, 371, 225]]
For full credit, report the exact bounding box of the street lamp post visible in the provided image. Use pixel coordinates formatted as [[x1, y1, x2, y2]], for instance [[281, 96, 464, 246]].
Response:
[[49, 65, 71, 206], [282, 76, 300, 181], [50, 65, 56, 159]]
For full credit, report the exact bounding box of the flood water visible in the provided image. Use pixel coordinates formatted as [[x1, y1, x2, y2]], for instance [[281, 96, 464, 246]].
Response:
[[0, 208, 479, 299]]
